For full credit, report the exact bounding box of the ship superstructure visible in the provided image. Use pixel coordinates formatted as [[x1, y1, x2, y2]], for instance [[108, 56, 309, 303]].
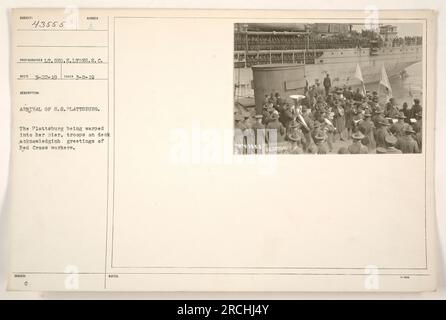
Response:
[[234, 23, 422, 97]]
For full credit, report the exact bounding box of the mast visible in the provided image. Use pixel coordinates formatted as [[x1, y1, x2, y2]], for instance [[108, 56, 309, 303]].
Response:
[[303, 33, 308, 74]]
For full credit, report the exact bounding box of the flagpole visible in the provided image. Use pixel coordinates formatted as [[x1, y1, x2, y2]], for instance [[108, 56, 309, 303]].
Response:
[[377, 81, 380, 100]]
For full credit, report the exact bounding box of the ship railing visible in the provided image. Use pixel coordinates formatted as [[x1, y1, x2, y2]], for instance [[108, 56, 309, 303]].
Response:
[[234, 40, 373, 51]]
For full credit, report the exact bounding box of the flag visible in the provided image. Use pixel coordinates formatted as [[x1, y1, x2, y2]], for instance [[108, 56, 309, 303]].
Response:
[[379, 64, 392, 97], [354, 63, 364, 83], [354, 63, 366, 95]]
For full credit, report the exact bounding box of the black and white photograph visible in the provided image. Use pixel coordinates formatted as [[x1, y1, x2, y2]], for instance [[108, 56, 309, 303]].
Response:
[[1, 6, 442, 298], [234, 22, 424, 154]]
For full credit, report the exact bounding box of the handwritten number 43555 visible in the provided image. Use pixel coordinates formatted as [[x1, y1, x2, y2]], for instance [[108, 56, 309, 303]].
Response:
[[31, 20, 65, 28]]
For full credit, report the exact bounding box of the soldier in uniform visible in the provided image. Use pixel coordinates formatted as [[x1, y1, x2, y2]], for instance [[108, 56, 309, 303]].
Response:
[[413, 111, 422, 151], [348, 131, 368, 154], [410, 98, 422, 119], [353, 88, 363, 101], [262, 104, 274, 126], [279, 103, 294, 128], [384, 134, 402, 154], [311, 120, 322, 142], [333, 100, 346, 141], [285, 121, 304, 154], [412, 111, 422, 133], [266, 111, 286, 145], [300, 107, 314, 152], [321, 113, 335, 153], [345, 86, 354, 100], [371, 105, 384, 127], [358, 111, 376, 152], [312, 131, 329, 154], [351, 104, 364, 133], [374, 117, 391, 148], [371, 95, 380, 109], [314, 80, 323, 97], [262, 94, 270, 108], [308, 85, 316, 108], [396, 125, 420, 154], [274, 92, 283, 108], [390, 112, 406, 137], [385, 98, 399, 118], [344, 98, 354, 139], [401, 102, 411, 123], [323, 74, 332, 96], [269, 93, 276, 106]]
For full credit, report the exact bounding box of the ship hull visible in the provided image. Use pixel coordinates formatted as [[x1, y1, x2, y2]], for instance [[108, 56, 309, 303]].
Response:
[[234, 45, 422, 96]]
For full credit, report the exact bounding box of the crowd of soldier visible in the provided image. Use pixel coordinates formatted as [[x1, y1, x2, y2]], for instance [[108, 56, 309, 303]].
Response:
[[235, 33, 422, 52], [234, 75, 422, 155]]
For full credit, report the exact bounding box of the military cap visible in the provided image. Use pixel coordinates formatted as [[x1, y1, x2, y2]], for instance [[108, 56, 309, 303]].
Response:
[[351, 131, 365, 140], [404, 125, 416, 134], [377, 118, 390, 126], [385, 134, 397, 145]]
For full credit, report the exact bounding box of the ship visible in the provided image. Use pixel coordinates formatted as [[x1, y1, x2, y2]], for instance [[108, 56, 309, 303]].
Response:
[[234, 23, 422, 98]]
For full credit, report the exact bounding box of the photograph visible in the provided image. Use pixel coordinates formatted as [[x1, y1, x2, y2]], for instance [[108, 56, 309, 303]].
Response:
[[234, 22, 423, 154], [1, 6, 442, 300]]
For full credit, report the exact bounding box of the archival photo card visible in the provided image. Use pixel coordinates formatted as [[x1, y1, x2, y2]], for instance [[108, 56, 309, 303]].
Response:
[[233, 22, 424, 155], [7, 9, 437, 292]]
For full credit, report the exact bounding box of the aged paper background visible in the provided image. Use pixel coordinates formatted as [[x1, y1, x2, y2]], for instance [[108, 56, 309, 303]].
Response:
[[0, 1, 445, 298]]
